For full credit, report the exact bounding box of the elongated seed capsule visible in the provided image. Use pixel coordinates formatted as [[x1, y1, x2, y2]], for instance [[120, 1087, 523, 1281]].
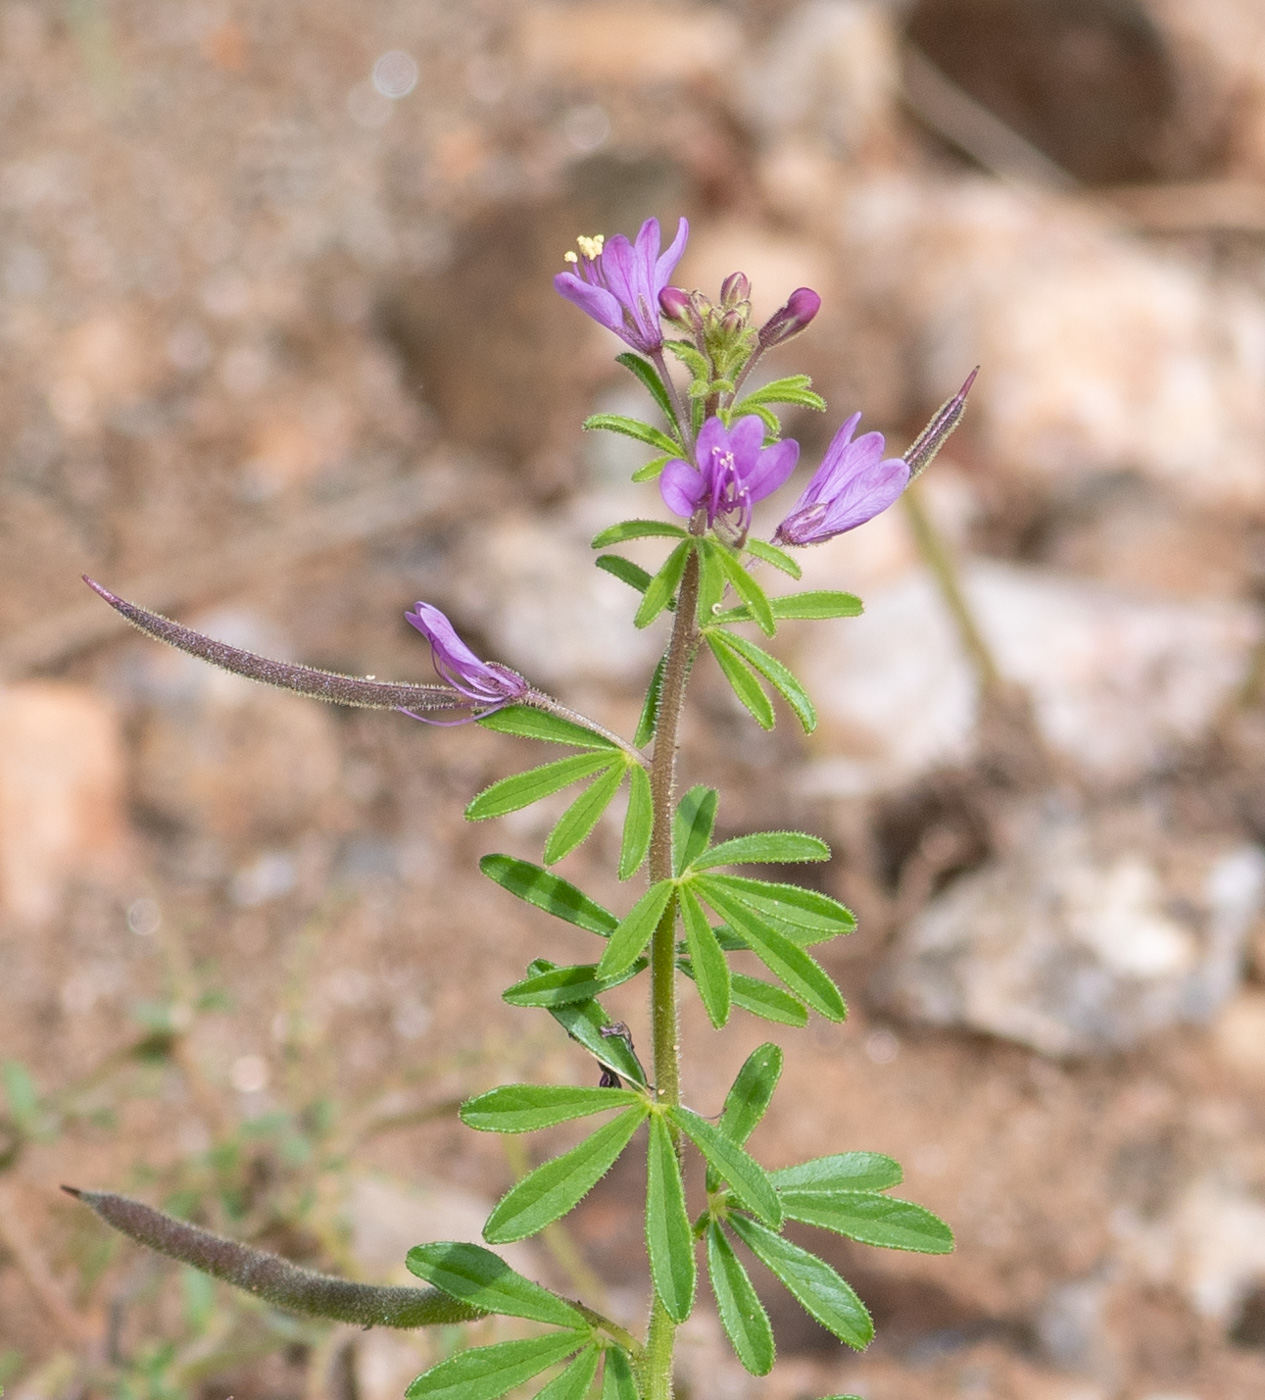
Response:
[[64, 1188, 483, 1328], [904, 368, 978, 482], [84, 578, 468, 714]]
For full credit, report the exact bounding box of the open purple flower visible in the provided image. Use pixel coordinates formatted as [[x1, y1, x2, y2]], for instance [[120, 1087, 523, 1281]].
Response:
[[772, 412, 909, 547], [554, 217, 689, 354], [404, 603, 528, 724], [660, 415, 799, 545]]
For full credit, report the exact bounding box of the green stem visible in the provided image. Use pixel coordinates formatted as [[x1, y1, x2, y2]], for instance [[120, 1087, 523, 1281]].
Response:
[[642, 548, 701, 1400]]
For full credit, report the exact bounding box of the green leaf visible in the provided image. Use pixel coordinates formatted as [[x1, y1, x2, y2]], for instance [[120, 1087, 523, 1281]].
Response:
[[713, 590, 864, 626], [779, 1192, 954, 1254], [664, 338, 711, 384], [582, 413, 680, 457], [635, 653, 666, 749], [713, 548, 775, 636], [619, 764, 653, 880], [770, 1152, 902, 1195], [680, 887, 730, 1029], [596, 881, 674, 979], [592, 520, 688, 548], [739, 402, 782, 437], [733, 374, 826, 413], [405, 1332, 586, 1400], [707, 1222, 774, 1376], [693, 831, 829, 870], [534, 971, 647, 1086], [730, 974, 809, 1027], [478, 705, 619, 750], [646, 1113, 696, 1323], [479, 856, 618, 937], [668, 1106, 781, 1228], [601, 1348, 636, 1400], [726, 1215, 873, 1351], [744, 537, 802, 579], [706, 632, 815, 734], [405, 1242, 587, 1327], [631, 454, 672, 483], [694, 878, 846, 1022], [536, 1346, 600, 1400], [674, 786, 718, 875], [616, 351, 676, 423], [706, 874, 855, 940], [706, 633, 774, 730], [695, 539, 726, 625], [467, 753, 617, 821], [460, 1085, 643, 1134], [544, 762, 628, 865], [483, 1106, 647, 1243], [502, 961, 644, 1008], [595, 555, 652, 595], [635, 540, 692, 629], [719, 1044, 783, 1150]]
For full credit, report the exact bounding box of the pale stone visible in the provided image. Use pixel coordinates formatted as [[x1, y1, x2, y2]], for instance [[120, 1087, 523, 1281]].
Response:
[[1212, 989, 1265, 1077], [0, 682, 129, 925]]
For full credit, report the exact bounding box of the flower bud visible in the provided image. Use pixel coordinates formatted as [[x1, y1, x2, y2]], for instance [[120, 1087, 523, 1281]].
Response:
[[758, 287, 822, 349], [658, 285, 694, 325], [719, 271, 751, 308]]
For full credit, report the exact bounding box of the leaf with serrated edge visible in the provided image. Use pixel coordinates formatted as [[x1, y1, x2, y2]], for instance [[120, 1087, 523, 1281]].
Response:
[[680, 887, 730, 1028], [596, 881, 674, 979], [692, 832, 828, 870], [707, 630, 816, 733], [619, 765, 652, 880], [460, 1085, 641, 1134], [674, 786, 718, 875], [592, 520, 688, 548], [534, 970, 647, 1085], [483, 1106, 647, 1243], [404, 1332, 586, 1400], [727, 1214, 873, 1350], [646, 1113, 696, 1323], [544, 762, 627, 865], [713, 590, 863, 625], [502, 960, 645, 1008], [478, 706, 618, 750], [467, 753, 616, 821], [535, 1345, 600, 1400], [405, 1242, 586, 1327], [707, 1222, 774, 1376], [669, 1106, 781, 1228], [730, 974, 809, 1027], [694, 879, 846, 1021], [479, 856, 617, 936], [601, 1347, 637, 1400], [778, 1192, 954, 1254], [706, 633, 774, 729], [770, 1151, 902, 1194]]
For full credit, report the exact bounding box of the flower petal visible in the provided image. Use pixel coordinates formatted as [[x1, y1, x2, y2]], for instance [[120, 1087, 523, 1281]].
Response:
[[654, 217, 689, 286], [660, 458, 707, 518], [553, 273, 623, 332], [816, 456, 910, 536], [743, 437, 800, 503]]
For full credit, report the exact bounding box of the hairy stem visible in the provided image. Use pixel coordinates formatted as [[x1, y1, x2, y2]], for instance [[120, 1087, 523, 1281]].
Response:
[[525, 690, 650, 763], [643, 547, 701, 1400]]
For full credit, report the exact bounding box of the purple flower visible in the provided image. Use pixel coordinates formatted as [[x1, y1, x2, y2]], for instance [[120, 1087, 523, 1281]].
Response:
[[772, 412, 909, 547], [660, 415, 799, 544], [554, 217, 689, 354], [404, 603, 528, 724], [758, 287, 821, 349]]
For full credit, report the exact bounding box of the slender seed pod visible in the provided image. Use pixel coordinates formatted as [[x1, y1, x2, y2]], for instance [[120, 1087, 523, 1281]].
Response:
[[64, 1188, 483, 1328]]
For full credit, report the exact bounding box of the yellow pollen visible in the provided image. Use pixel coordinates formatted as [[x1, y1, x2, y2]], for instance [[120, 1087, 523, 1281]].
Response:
[[575, 233, 605, 260], [563, 250, 578, 263]]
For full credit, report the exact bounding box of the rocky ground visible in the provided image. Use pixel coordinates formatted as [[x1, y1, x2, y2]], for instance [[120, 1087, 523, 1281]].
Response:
[[7, 3, 1265, 1399]]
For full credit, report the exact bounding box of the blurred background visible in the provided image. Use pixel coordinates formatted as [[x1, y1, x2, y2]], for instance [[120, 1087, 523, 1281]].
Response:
[[7, 2, 1265, 1398]]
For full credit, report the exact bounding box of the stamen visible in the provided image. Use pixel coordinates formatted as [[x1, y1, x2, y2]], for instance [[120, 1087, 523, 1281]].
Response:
[[563, 250, 578, 264], [576, 234, 605, 260]]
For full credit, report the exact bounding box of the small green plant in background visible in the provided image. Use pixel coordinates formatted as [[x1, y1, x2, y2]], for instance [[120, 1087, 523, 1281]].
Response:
[[75, 216, 972, 1400]]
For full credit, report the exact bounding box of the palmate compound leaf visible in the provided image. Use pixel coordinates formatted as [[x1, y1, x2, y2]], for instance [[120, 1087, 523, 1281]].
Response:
[[668, 1107, 781, 1229], [466, 752, 618, 821], [646, 1112, 695, 1323], [674, 786, 718, 875], [691, 831, 829, 870], [691, 877, 846, 1022], [479, 856, 618, 936], [482, 1105, 648, 1243], [704, 630, 816, 733], [777, 1191, 954, 1254], [726, 1214, 874, 1351], [706, 632, 774, 730], [529, 962, 647, 1087], [405, 1331, 588, 1400], [707, 1221, 774, 1376], [478, 706, 620, 750], [596, 881, 675, 980], [619, 763, 653, 880], [460, 1084, 643, 1135], [405, 1242, 586, 1328], [543, 759, 630, 865], [502, 960, 646, 1009], [712, 590, 864, 626]]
